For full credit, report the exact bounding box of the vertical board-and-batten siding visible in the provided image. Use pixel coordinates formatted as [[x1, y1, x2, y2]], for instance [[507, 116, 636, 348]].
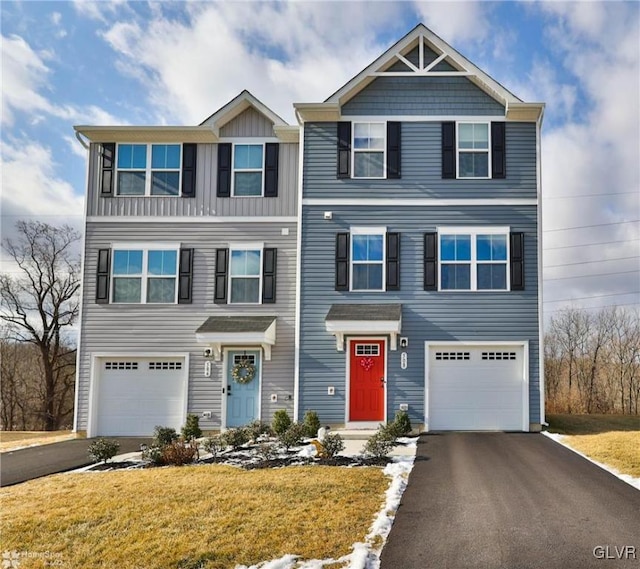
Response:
[[298, 206, 540, 426], [86, 143, 298, 217], [219, 107, 275, 138], [76, 222, 298, 431], [302, 122, 536, 199]]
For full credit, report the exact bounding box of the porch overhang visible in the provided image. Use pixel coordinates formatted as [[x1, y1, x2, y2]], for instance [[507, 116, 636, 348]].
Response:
[[195, 316, 277, 361], [324, 304, 402, 352]]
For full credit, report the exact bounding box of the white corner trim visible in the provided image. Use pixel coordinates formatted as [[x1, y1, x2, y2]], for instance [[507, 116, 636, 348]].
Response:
[[87, 216, 298, 223], [293, 123, 305, 421], [302, 198, 537, 207]]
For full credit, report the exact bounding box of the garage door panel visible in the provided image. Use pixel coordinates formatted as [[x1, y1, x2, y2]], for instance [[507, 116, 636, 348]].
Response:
[[96, 357, 186, 436], [428, 345, 525, 431]]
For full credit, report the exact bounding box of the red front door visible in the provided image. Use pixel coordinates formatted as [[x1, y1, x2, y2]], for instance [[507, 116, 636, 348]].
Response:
[[349, 340, 385, 421]]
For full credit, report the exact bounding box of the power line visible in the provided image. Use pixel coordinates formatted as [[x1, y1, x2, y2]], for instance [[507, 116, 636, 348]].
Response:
[[544, 191, 639, 200], [545, 302, 639, 314], [545, 269, 640, 281], [544, 220, 640, 232], [544, 255, 639, 269], [544, 291, 640, 303], [545, 238, 640, 251]]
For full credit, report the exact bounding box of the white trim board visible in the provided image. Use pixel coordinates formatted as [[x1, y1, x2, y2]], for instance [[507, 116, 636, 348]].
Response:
[[87, 216, 298, 223], [303, 198, 537, 207]]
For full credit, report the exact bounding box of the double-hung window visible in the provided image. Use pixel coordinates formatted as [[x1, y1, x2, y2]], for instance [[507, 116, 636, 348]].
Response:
[[116, 144, 181, 196], [233, 144, 264, 196], [353, 123, 385, 179], [439, 228, 508, 291], [112, 245, 178, 303], [351, 228, 385, 291], [457, 123, 490, 179], [229, 246, 262, 303]]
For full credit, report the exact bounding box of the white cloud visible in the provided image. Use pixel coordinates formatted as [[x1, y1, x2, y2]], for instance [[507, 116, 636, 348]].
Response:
[[1, 33, 123, 126], [413, 1, 493, 45]]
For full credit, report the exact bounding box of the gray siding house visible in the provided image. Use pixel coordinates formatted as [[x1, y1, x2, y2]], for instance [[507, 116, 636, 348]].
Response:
[[74, 91, 300, 436], [294, 24, 544, 431]]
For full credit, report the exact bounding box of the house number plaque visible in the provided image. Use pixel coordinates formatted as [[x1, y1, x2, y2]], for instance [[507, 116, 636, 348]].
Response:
[[400, 352, 408, 370]]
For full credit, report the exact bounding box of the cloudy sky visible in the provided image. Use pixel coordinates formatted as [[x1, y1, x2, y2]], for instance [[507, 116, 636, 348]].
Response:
[[1, 0, 639, 321]]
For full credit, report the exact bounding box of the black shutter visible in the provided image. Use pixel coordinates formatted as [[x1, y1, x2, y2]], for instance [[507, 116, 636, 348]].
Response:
[[337, 122, 351, 179], [181, 144, 197, 197], [177, 248, 193, 304], [386, 232, 400, 291], [100, 143, 115, 196], [96, 249, 111, 303], [214, 248, 229, 304], [335, 233, 350, 291], [441, 122, 456, 179], [386, 122, 401, 179], [217, 143, 232, 197], [510, 232, 525, 290], [424, 233, 438, 291], [264, 143, 279, 197], [262, 248, 277, 303], [491, 122, 506, 179]]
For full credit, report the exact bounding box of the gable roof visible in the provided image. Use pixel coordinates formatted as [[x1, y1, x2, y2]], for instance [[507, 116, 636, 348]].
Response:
[[294, 23, 544, 122], [200, 89, 288, 128]]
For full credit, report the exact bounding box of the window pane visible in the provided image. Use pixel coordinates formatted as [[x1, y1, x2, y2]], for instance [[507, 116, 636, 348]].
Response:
[[352, 235, 368, 261], [459, 152, 488, 177], [113, 250, 143, 275], [147, 278, 176, 303], [354, 152, 384, 178], [117, 144, 147, 169], [230, 250, 261, 276], [473, 124, 489, 149], [458, 124, 474, 149], [117, 172, 146, 195], [478, 264, 507, 290], [352, 235, 383, 262], [151, 144, 181, 169], [441, 264, 471, 290], [440, 235, 456, 261], [148, 250, 177, 276], [353, 123, 369, 149], [117, 145, 132, 168], [456, 235, 471, 261], [234, 172, 262, 196], [230, 278, 260, 303], [368, 235, 383, 261], [151, 172, 180, 195], [477, 235, 492, 261], [354, 123, 384, 150], [353, 263, 383, 290], [478, 235, 507, 261], [113, 277, 141, 302], [234, 145, 263, 169]]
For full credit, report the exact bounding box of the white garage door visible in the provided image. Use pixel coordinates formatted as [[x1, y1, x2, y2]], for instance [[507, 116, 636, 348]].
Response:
[[428, 345, 526, 431], [96, 357, 186, 436]]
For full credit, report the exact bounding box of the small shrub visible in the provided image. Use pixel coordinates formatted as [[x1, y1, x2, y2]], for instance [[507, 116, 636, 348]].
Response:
[[321, 433, 345, 459], [303, 410, 321, 438], [391, 410, 412, 436], [182, 414, 202, 441], [272, 409, 292, 435], [161, 440, 198, 466], [257, 442, 281, 461], [278, 422, 306, 450], [141, 445, 164, 465], [88, 438, 120, 463], [363, 430, 396, 459], [247, 420, 273, 441], [152, 425, 178, 447], [222, 427, 250, 450], [202, 435, 225, 459]]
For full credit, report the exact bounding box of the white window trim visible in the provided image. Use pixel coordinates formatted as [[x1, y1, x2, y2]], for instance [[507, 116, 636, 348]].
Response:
[[110, 243, 180, 304], [437, 226, 510, 292], [352, 122, 387, 180], [115, 143, 183, 197], [228, 242, 264, 305], [231, 143, 265, 198], [350, 226, 386, 292], [456, 122, 491, 180]]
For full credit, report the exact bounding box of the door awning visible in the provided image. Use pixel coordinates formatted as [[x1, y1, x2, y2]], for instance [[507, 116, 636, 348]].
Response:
[[195, 316, 277, 361], [325, 304, 402, 351]]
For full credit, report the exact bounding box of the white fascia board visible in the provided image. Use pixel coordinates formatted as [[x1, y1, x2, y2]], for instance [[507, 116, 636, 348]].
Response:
[[292, 103, 340, 123], [196, 321, 277, 362], [273, 125, 300, 143], [87, 216, 298, 223], [325, 319, 401, 334], [73, 126, 218, 143], [302, 198, 538, 207], [506, 102, 545, 122]]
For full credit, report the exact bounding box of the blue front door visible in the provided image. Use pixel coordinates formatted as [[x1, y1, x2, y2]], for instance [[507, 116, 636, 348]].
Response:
[[226, 350, 260, 427]]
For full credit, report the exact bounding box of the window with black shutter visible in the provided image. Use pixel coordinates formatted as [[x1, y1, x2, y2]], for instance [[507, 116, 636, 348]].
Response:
[[217, 144, 232, 197], [386, 233, 400, 290], [335, 233, 350, 290], [214, 248, 229, 303], [262, 248, 277, 303], [96, 249, 111, 303], [177, 248, 193, 303], [424, 233, 438, 290], [510, 232, 524, 290]]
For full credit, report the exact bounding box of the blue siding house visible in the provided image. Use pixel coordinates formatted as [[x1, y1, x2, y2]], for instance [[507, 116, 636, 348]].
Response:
[[294, 24, 544, 431]]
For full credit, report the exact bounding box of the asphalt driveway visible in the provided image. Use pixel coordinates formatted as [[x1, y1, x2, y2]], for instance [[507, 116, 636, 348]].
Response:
[[380, 433, 640, 569], [0, 438, 150, 487]]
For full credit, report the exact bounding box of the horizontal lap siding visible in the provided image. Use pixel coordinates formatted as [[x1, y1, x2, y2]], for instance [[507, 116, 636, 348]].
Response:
[[76, 222, 297, 431], [298, 206, 540, 426], [87, 142, 298, 217], [342, 76, 505, 116], [303, 122, 536, 199]]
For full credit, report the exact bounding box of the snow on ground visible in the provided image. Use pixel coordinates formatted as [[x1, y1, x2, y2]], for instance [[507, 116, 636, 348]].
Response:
[[542, 431, 640, 491]]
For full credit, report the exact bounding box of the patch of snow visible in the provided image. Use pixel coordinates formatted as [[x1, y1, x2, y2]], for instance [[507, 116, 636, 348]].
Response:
[[297, 444, 318, 458], [542, 431, 640, 491], [235, 554, 299, 569]]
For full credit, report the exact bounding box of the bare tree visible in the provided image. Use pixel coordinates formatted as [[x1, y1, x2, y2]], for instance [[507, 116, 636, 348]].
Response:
[[0, 221, 81, 430]]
